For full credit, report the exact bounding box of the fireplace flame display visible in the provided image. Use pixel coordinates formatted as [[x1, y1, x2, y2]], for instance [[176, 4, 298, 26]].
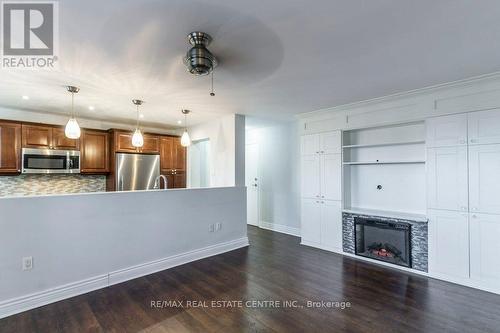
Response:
[[367, 242, 403, 260]]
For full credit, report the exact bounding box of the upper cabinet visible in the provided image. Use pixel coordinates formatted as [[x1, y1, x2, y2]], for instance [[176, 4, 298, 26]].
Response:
[[300, 131, 342, 200], [114, 130, 159, 154], [301, 131, 341, 155], [426, 114, 468, 148], [0, 121, 21, 174], [468, 109, 500, 145], [174, 138, 186, 171], [22, 124, 79, 150], [80, 130, 109, 174]]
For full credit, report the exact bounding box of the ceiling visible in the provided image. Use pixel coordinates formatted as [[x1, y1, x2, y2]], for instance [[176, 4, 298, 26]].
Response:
[[2, 0, 500, 129]]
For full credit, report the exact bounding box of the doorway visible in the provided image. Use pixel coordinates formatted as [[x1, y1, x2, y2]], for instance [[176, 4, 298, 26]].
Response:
[[246, 142, 259, 226], [189, 139, 211, 188]]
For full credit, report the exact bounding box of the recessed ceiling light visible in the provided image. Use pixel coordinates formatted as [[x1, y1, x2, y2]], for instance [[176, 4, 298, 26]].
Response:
[[22, 95, 29, 100], [88, 106, 95, 111], [139, 114, 144, 119], [177, 120, 182, 124]]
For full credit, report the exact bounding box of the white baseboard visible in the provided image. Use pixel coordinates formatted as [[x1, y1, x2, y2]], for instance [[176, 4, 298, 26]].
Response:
[[0, 275, 108, 320], [108, 237, 249, 286], [0, 237, 249, 319], [259, 221, 300, 237]]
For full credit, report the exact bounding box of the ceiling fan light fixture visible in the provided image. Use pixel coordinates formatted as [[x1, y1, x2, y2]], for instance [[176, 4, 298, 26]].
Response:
[[183, 32, 217, 76]]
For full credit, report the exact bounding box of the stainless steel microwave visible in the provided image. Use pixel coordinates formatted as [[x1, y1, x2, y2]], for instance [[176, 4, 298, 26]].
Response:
[[21, 148, 80, 174]]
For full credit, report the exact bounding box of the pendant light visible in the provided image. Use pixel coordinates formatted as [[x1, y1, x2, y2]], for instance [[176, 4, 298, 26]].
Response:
[[180, 109, 191, 147], [65, 86, 81, 139], [132, 99, 144, 148]]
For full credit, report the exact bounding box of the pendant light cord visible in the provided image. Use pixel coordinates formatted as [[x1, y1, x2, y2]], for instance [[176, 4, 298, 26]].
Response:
[[136, 105, 140, 128], [71, 92, 75, 119]]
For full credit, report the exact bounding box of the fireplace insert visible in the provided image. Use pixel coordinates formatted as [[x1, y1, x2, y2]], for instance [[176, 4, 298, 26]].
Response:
[[354, 217, 411, 268]]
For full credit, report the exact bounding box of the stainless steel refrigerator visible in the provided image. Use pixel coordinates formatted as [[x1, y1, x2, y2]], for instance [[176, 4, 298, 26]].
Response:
[[115, 153, 160, 191]]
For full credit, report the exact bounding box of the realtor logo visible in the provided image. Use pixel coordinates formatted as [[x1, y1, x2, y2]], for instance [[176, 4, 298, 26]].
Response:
[[1, 1, 59, 68]]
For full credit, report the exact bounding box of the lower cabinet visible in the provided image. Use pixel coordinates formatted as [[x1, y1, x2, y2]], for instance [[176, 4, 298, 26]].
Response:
[[301, 199, 342, 251], [470, 213, 500, 289], [428, 209, 470, 280]]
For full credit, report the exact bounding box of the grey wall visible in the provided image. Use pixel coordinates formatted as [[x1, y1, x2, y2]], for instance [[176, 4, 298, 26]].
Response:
[[0, 187, 247, 314]]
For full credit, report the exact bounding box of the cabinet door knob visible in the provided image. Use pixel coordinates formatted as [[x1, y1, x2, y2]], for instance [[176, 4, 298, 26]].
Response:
[[471, 207, 478, 211], [461, 206, 467, 211], [316, 151, 320, 154], [472, 214, 477, 218], [459, 140, 466, 144], [470, 139, 476, 143], [321, 201, 324, 204], [316, 201, 320, 203], [320, 151, 324, 154]]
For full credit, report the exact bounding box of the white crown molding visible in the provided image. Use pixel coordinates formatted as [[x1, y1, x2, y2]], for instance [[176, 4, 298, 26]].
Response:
[[297, 71, 500, 119]]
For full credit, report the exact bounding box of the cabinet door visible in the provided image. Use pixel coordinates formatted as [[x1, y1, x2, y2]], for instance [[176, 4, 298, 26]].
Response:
[[469, 144, 500, 214], [173, 171, 186, 188], [0, 122, 21, 173], [470, 213, 500, 288], [320, 154, 341, 201], [22, 124, 52, 149], [428, 209, 469, 279], [468, 109, 500, 145], [141, 135, 160, 153], [52, 128, 80, 150], [426, 147, 468, 211], [80, 130, 109, 173], [173, 138, 186, 171], [320, 131, 341, 154], [426, 114, 467, 148], [301, 199, 321, 244], [115, 132, 137, 152], [160, 136, 174, 172], [301, 134, 320, 155], [301, 154, 320, 199], [320, 200, 342, 250]]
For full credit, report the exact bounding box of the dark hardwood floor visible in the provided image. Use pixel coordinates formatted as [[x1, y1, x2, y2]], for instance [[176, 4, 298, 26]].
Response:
[[2, 226, 500, 332]]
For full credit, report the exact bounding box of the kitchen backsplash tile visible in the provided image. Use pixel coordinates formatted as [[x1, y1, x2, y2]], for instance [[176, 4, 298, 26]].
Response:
[[0, 174, 106, 197]]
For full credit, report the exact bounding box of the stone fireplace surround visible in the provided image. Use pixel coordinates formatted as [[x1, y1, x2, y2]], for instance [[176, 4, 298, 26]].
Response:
[[342, 211, 428, 272]]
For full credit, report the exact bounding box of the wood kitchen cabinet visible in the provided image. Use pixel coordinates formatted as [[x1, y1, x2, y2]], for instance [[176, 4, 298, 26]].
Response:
[[22, 124, 79, 150], [80, 130, 109, 174], [0, 121, 21, 174], [160, 136, 186, 188], [114, 131, 159, 153]]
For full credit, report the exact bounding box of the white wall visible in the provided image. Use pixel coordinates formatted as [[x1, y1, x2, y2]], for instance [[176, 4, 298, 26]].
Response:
[[0, 187, 248, 318], [189, 114, 245, 187], [246, 118, 300, 234]]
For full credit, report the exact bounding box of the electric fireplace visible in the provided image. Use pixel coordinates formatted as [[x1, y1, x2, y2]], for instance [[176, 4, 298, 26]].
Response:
[[354, 217, 411, 268]]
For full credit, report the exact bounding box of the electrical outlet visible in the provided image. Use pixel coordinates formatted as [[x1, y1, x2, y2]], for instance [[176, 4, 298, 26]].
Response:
[[216, 223, 222, 231], [209, 224, 215, 232], [22, 256, 33, 271]]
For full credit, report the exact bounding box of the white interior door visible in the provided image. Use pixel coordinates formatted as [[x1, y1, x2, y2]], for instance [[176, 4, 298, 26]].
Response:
[[246, 143, 259, 226]]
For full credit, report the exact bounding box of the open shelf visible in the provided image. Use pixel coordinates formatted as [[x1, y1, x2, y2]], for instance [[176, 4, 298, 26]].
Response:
[[343, 160, 425, 165], [342, 140, 425, 149]]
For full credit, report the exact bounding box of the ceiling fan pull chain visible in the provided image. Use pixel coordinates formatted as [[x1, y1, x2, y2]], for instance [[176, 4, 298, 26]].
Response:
[[210, 70, 215, 96]]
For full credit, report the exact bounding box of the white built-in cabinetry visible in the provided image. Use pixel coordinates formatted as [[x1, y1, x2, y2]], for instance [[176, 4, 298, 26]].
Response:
[[300, 131, 342, 251], [427, 110, 500, 292]]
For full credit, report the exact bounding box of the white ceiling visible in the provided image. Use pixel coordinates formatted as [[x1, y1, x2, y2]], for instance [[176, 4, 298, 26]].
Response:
[[2, 0, 500, 129]]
